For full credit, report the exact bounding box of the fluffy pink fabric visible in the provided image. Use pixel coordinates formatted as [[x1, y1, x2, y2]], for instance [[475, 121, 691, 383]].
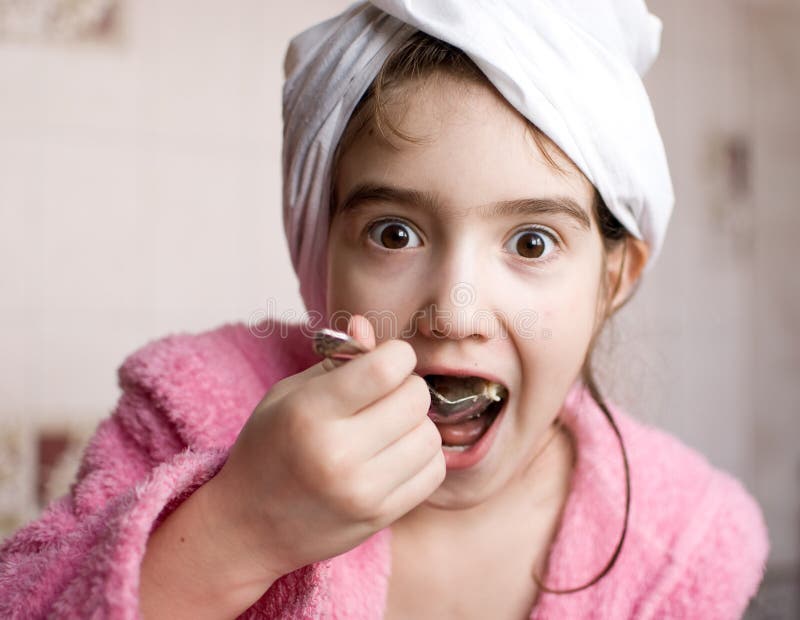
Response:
[[0, 319, 769, 619]]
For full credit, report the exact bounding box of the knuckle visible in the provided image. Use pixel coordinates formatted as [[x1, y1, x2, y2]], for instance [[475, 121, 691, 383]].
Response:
[[398, 377, 429, 423], [255, 377, 292, 410], [423, 420, 442, 452], [313, 433, 352, 486], [283, 394, 315, 441], [376, 340, 416, 376], [423, 448, 446, 485], [391, 339, 417, 371], [342, 478, 380, 519], [366, 354, 401, 390], [408, 374, 431, 411], [283, 389, 309, 417], [270, 375, 292, 395], [434, 451, 447, 481]]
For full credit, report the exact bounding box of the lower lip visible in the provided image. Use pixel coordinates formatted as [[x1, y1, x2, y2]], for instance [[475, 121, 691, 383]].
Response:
[[440, 402, 506, 470]]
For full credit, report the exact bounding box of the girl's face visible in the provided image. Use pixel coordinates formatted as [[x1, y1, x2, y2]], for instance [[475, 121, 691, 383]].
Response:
[[327, 76, 605, 509]]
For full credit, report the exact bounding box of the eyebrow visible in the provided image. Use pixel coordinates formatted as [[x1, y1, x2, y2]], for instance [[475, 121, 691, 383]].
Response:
[[336, 182, 592, 231]]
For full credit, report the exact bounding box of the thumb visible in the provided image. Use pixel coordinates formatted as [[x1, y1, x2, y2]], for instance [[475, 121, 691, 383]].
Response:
[[347, 314, 376, 351], [265, 317, 375, 400]]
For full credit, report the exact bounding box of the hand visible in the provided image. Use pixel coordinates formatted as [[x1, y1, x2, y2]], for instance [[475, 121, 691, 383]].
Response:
[[205, 315, 444, 581]]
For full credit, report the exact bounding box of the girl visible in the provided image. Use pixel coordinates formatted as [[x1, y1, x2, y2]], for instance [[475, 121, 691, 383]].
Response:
[[0, 1, 769, 618]]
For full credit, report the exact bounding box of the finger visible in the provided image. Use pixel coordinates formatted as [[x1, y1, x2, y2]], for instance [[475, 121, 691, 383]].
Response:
[[377, 446, 445, 523], [303, 338, 418, 420], [263, 317, 377, 404], [266, 358, 332, 402], [321, 357, 340, 372], [366, 416, 442, 494], [344, 374, 431, 461]]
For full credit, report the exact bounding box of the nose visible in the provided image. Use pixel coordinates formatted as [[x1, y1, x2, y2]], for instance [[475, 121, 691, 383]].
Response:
[[413, 251, 499, 342]]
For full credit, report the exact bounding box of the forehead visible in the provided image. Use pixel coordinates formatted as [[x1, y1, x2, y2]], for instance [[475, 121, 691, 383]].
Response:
[[334, 76, 594, 217]]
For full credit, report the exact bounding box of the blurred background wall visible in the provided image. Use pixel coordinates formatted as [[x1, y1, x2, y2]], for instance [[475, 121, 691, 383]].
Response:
[[0, 0, 797, 616]]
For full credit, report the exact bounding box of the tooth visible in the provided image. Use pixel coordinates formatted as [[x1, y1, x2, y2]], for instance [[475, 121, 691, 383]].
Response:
[[442, 445, 471, 452]]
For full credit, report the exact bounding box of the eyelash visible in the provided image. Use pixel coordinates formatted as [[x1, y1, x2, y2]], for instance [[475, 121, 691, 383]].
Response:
[[364, 218, 562, 264]]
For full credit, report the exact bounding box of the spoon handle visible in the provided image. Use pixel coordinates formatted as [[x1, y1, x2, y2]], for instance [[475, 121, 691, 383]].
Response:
[[312, 327, 369, 368], [312, 328, 445, 402], [313, 328, 425, 377]]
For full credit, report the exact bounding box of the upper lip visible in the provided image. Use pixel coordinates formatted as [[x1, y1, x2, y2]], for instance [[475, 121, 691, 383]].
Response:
[[415, 364, 508, 388]]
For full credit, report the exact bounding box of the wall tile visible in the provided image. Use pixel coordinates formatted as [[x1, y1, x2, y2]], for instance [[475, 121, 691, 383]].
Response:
[[39, 138, 154, 312]]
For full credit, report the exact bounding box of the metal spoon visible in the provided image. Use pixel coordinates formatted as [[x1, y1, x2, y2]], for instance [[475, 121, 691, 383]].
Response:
[[312, 328, 506, 423]]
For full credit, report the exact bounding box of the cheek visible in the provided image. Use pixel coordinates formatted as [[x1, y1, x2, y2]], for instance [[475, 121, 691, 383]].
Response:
[[515, 277, 599, 370], [326, 240, 423, 330], [548, 284, 598, 338], [326, 237, 365, 317], [327, 248, 372, 314]]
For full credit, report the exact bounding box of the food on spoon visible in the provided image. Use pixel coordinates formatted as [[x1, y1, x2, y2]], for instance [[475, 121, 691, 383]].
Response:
[[424, 374, 509, 449], [424, 374, 508, 424]]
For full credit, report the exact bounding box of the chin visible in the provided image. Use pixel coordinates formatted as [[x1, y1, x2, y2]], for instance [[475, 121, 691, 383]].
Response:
[[424, 456, 513, 510], [422, 486, 492, 510]]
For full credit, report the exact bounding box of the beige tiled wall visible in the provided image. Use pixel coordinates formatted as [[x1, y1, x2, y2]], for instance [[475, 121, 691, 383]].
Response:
[[0, 0, 354, 539], [0, 0, 355, 430]]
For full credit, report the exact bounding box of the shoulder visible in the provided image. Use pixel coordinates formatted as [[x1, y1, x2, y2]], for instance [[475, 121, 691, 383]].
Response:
[[115, 317, 318, 449], [608, 404, 770, 617]]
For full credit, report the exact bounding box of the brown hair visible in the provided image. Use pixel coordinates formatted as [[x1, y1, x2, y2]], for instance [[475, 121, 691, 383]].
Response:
[[330, 31, 632, 595]]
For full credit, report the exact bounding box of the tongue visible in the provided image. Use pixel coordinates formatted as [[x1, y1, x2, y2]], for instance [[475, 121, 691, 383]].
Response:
[[436, 415, 493, 446]]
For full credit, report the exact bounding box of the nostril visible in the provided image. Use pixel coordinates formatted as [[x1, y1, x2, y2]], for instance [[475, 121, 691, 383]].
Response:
[[430, 326, 448, 339]]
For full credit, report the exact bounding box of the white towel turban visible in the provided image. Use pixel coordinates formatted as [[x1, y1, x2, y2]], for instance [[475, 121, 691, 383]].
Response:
[[282, 0, 674, 317]]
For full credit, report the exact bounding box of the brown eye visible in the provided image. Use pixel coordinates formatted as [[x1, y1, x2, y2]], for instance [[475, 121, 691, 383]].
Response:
[[516, 232, 545, 258], [368, 220, 421, 250], [505, 228, 556, 260]]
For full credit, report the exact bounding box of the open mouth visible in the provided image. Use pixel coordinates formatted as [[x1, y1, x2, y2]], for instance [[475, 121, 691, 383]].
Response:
[[423, 374, 508, 451]]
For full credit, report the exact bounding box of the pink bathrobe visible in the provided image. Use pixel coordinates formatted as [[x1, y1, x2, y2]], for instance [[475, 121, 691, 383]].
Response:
[[0, 319, 769, 619]]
